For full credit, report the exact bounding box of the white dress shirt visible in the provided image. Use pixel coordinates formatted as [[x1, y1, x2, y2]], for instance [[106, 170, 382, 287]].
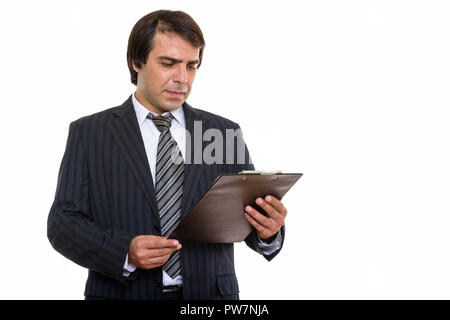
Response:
[[124, 92, 281, 286]]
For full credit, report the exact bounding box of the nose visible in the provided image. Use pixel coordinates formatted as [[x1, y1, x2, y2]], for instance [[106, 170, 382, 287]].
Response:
[[173, 64, 188, 84]]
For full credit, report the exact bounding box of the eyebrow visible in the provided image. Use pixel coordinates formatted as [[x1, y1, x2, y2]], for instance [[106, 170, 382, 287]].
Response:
[[158, 56, 200, 65]]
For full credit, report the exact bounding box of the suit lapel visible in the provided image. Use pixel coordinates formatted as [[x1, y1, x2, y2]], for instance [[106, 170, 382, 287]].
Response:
[[108, 96, 160, 226], [181, 102, 204, 219]]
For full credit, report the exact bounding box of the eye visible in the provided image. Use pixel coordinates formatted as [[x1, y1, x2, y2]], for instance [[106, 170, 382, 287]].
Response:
[[187, 64, 198, 71], [161, 63, 173, 67]]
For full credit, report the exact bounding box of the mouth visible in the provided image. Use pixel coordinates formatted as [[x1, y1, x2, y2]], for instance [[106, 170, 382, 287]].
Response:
[[165, 90, 185, 98]]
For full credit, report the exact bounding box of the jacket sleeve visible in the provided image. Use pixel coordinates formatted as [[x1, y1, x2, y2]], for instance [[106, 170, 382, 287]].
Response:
[[232, 123, 285, 261], [47, 121, 135, 285]]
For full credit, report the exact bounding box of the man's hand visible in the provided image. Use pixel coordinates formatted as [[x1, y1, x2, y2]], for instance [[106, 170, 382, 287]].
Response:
[[244, 195, 287, 241], [128, 235, 182, 270]]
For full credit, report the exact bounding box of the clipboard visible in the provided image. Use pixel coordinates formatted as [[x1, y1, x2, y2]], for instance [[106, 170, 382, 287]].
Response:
[[169, 171, 303, 243]]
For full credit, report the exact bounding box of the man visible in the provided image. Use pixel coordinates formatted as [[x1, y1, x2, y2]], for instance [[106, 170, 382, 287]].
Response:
[[47, 10, 288, 300]]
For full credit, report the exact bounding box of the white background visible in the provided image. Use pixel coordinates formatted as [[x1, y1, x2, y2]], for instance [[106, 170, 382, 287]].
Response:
[[0, 0, 449, 299]]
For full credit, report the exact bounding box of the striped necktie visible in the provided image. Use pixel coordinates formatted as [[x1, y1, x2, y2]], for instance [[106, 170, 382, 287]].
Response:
[[148, 113, 184, 278]]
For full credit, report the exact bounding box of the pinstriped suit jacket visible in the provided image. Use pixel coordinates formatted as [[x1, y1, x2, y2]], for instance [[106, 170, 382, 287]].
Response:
[[47, 96, 285, 300]]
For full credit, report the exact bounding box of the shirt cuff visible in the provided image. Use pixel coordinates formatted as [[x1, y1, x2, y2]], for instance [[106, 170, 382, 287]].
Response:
[[123, 253, 137, 277], [256, 230, 282, 255]]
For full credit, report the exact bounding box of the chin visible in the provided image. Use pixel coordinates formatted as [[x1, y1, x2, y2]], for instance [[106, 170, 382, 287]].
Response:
[[164, 100, 186, 111]]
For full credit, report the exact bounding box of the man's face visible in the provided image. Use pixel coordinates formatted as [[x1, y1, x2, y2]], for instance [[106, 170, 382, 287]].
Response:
[[133, 32, 200, 114]]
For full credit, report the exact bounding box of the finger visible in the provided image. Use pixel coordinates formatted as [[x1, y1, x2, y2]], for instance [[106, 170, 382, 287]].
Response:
[[141, 253, 172, 269], [244, 211, 270, 235], [245, 205, 272, 228], [147, 246, 182, 259], [140, 235, 181, 249], [264, 195, 288, 218], [254, 198, 285, 226], [131, 244, 179, 263]]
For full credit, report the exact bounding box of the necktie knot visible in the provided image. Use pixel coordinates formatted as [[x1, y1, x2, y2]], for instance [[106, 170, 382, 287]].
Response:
[[147, 113, 174, 132]]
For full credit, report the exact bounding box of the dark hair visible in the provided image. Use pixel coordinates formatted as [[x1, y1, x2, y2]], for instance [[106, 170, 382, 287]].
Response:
[[127, 10, 206, 85]]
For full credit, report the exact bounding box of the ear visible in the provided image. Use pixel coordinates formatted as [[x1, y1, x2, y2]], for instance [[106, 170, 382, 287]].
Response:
[[132, 62, 141, 73]]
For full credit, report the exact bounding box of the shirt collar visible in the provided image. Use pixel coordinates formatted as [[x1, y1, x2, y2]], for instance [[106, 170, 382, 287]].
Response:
[[132, 92, 185, 128]]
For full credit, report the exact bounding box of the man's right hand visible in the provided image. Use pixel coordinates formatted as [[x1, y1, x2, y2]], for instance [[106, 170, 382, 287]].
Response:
[[128, 235, 182, 270]]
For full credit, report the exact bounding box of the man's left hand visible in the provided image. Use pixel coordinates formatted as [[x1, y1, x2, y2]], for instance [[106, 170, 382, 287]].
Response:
[[244, 195, 287, 241]]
